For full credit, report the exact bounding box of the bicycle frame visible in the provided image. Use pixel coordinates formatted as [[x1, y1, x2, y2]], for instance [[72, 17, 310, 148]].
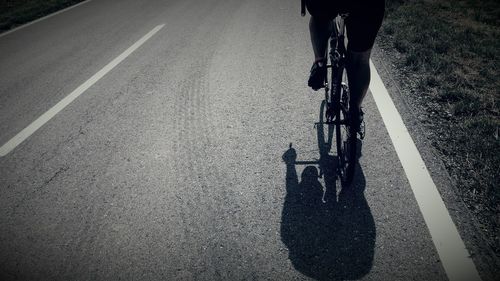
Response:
[[306, 12, 360, 186], [325, 14, 348, 125]]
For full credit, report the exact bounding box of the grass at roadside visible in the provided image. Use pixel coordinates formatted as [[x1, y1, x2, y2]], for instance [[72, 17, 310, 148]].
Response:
[[378, 0, 499, 254], [0, 0, 85, 33]]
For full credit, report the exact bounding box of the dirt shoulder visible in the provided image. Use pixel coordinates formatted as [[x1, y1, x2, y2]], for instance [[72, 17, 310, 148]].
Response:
[[0, 0, 85, 33], [375, 0, 499, 267]]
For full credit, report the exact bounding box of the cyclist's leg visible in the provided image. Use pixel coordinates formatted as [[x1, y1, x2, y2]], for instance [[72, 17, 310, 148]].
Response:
[[345, 0, 385, 111], [346, 49, 371, 110], [305, 0, 337, 90], [305, 0, 337, 61], [309, 16, 331, 62]]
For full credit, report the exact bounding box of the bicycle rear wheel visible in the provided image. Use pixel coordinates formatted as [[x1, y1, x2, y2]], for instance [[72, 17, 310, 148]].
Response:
[[318, 53, 336, 155], [318, 100, 334, 154], [335, 69, 357, 187]]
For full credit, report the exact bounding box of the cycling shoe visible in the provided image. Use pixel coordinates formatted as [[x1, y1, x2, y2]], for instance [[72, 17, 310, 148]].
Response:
[[308, 59, 327, 91], [351, 108, 365, 139]]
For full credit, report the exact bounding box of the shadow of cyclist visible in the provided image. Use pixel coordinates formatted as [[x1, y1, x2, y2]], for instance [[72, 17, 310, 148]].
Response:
[[281, 140, 375, 281]]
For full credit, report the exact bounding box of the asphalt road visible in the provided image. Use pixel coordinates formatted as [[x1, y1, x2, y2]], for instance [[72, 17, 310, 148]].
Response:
[[0, 0, 497, 280]]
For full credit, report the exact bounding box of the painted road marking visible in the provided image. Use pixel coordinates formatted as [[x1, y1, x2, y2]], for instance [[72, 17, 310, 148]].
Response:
[[369, 60, 481, 281], [0, 24, 165, 157], [0, 0, 93, 39]]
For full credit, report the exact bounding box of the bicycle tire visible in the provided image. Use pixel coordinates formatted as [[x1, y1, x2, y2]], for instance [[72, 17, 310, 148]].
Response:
[[318, 100, 334, 154], [335, 69, 357, 187]]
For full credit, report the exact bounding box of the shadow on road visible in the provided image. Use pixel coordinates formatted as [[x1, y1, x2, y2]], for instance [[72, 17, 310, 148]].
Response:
[[280, 104, 376, 280]]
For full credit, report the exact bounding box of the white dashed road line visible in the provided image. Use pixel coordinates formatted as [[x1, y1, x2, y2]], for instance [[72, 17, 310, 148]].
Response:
[[369, 60, 482, 281], [0, 24, 165, 157]]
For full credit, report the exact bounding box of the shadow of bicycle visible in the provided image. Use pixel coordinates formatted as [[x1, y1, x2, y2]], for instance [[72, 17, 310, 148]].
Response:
[[280, 101, 376, 280]]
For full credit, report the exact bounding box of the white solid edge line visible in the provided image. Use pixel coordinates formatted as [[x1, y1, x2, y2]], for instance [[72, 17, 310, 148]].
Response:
[[0, 24, 165, 157], [369, 60, 481, 281], [0, 0, 93, 39]]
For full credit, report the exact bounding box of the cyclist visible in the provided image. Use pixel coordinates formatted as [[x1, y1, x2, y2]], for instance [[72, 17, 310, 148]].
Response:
[[306, 0, 385, 130]]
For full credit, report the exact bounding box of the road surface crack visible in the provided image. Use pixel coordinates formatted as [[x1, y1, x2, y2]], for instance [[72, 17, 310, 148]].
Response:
[[41, 166, 69, 188]]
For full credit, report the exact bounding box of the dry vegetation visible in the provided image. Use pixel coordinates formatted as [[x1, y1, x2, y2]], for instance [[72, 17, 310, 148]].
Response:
[[378, 0, 499, 255]]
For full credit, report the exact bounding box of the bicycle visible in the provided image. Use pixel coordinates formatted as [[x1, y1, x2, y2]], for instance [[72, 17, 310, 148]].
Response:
[[302, 2, 364, 187]]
